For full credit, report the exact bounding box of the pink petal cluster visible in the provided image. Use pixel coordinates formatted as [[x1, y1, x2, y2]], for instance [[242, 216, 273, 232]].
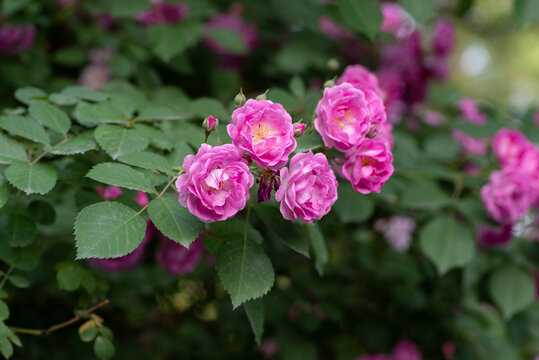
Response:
[[375, 215, 416, 252], [342, 139, 394, 194], [318, 16, 353, 42], [336, 65, 385, 97], [156, 236, 204, 275], [176, 144, 254, 223], [458, 98, 487, 125], [451, 129, 488, 156], [315, 83, 377, 152], [380, 3, 415, 39], [203, 9, 258, 56], [0, 25, 35, 54], [481, 169, 537, 225], [275, 151, 338, 223], [492, 128, 539, 175], [228, 99, 296, 169], [432, 20, 455, 57], [136, 2, 189, 26], [96, 185, 123, 200], [89, 221, 155, 272]]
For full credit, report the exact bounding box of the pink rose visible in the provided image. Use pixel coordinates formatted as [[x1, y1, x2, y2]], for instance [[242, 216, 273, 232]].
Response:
[[376, 122, 394, 150], [203, 115, 219, 132], [156, 236, 204, 275], [337, 64, 385, 97], [342, 139, 394, 194], [458, 98, 487, 125], [451, 129, 488, 156], [318, 16, 352, 41], [96, 185, 123, 200], [481, 169, 537, 224], [492, 128, 539, 176], [135, 191, 150, 207], [380, 3, 414, 39], [275, 151, 338, 223], [136, 2, 189, 26], [228, 99, 296, 169], [0, 25, 35, 54], [393, 339, 422, 360], [315, 83, 378, 152], [176, 144, 254, 222]]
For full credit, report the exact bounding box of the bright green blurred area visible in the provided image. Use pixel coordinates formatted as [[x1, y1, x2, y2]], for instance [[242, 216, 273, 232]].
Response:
[[452, 0, 539, 112]]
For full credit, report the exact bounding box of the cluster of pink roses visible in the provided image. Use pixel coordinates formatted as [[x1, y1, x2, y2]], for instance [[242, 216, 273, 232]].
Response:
[[176, 97, 338, 224], [481, 129, 539, 226], [320, 65, 394, 194]]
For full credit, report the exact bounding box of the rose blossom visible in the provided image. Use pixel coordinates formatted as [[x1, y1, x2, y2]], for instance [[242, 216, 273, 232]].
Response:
[[492, 128, 539, 176], [342, 139, 394, 194], [376, 122, 394, 150], [315, 83, 379, 152], [228, 99, 296, 169], [275, 151, 338, 223], [451, 129, 488, 156], [458, 98, 487, 125], [392, 339, 422, 360], [477, 223, 512, 248], [0, 25, 35, 54], [136, 2, 189, 26], [96, 185, 123, 200], [481, 169, 537, 225], [432, 20, 455, 57], [176, 144, 254, 222], [156, 236, 204, 275], [380, 3, 414, 39], [336, 64, 384, 96]]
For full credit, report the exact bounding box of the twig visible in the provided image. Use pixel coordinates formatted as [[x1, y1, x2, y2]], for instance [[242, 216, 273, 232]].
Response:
[[0, 265, 14, 289], [8, 299, 110, 336], [29, 137, 69, 165]]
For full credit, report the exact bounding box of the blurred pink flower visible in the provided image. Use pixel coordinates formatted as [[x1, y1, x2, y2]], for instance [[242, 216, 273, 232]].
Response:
[[421, 109, 444, 126], [0, 25, 35, 54], [135, 191, 150, 207], [318, 16, 352, 41], [432, 20, 455, 57], [376, 216, 416, 252], [380, 3, 414, 39], [458, 98, 487, 125], [156, 236, 204, 275], [451, 129, 488, 156], [96, 185, 123, 200], [393, 339, 422, 360], [136, 2, 189, 26], [477, 223, 512, 248], [442, 341, 455, 359]]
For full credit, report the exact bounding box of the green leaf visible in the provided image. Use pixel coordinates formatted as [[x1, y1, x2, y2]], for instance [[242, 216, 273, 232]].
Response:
[[401, 181, 451, 210], [216, 234, 275, 309], [400, 0, 435, 22], [304, 223, 328, 276], [45, 133, 97, 155], [0, 338, 12, 359], [28, 102, 71, 135], [147, 195, 204, 248], [134, 124, 175, 150], [289, 76, 305, 98], [419, 216, 476, 275], [0, 133, 27, 164], [190, 98, 228, 119], [87, 163, 156, 194], [167, 141, 192, 168], [108, 94, 137, 118], [94, 124, 149, 159], [94, 336, 115, 360], [0, 302, 9, 321], [210, 219, 263, 245], [48, 93, 78, 106], [55, 262, 95, 292], [0, 116, 49, 145], [489, 266, 535, 319], [61, 86, 109, 102], [27, 200, 56, 225], [0, 177, 9, 209], [513, 0, 539, 26], [14, 87, 46, 105], [0, 214, 37, 247], [75, 102, 124, 125], [424, 134, 460, 161], [80, 327, 98, 343], [5, 161, 57, 195], [333, 185, 374, 223], [147, 22, 202, 62], [254, 202, 310, 257], [136, 106, 188, 121], [205, 28, 247, 55], [74, 202, 147, 259], [244, 299, 264, 345], [8, 275, 29, 288], [339, 0, 382, 40], [118, 151, 173, 174]]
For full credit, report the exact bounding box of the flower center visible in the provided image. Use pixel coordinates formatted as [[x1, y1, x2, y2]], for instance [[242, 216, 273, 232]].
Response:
[[334, 110, 354, 129], [361, 157, 376, 167], [252, 122, 273, 144]]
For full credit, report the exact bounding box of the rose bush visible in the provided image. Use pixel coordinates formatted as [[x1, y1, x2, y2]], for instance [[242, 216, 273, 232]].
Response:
[[0, 1, 539, 360]]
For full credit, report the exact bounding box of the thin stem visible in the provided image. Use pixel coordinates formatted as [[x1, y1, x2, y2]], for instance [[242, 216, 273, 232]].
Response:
[[29, 137, 68, 165], [204, 132, 209, 144], [449, 173, 464, 218], [157, 176, 178, 198], [8, 299, 110, 336], [0, 265, 14, 289], [243, 200, 252, 241]]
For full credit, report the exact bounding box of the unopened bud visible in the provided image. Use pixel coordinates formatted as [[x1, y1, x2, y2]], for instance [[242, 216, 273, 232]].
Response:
[[203, 115, 219, 132], [327, 58, 340, 72], [255, 89, 269, 101], [323, 78, 335, 88], [234, 88, 246, 107], [293, 123, 306, 138]]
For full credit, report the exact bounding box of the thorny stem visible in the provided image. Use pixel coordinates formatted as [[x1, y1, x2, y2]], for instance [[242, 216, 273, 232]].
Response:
[[29, 137, 69, 165], [0, 265, 14, 289], [8, 299, 110, 336]]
